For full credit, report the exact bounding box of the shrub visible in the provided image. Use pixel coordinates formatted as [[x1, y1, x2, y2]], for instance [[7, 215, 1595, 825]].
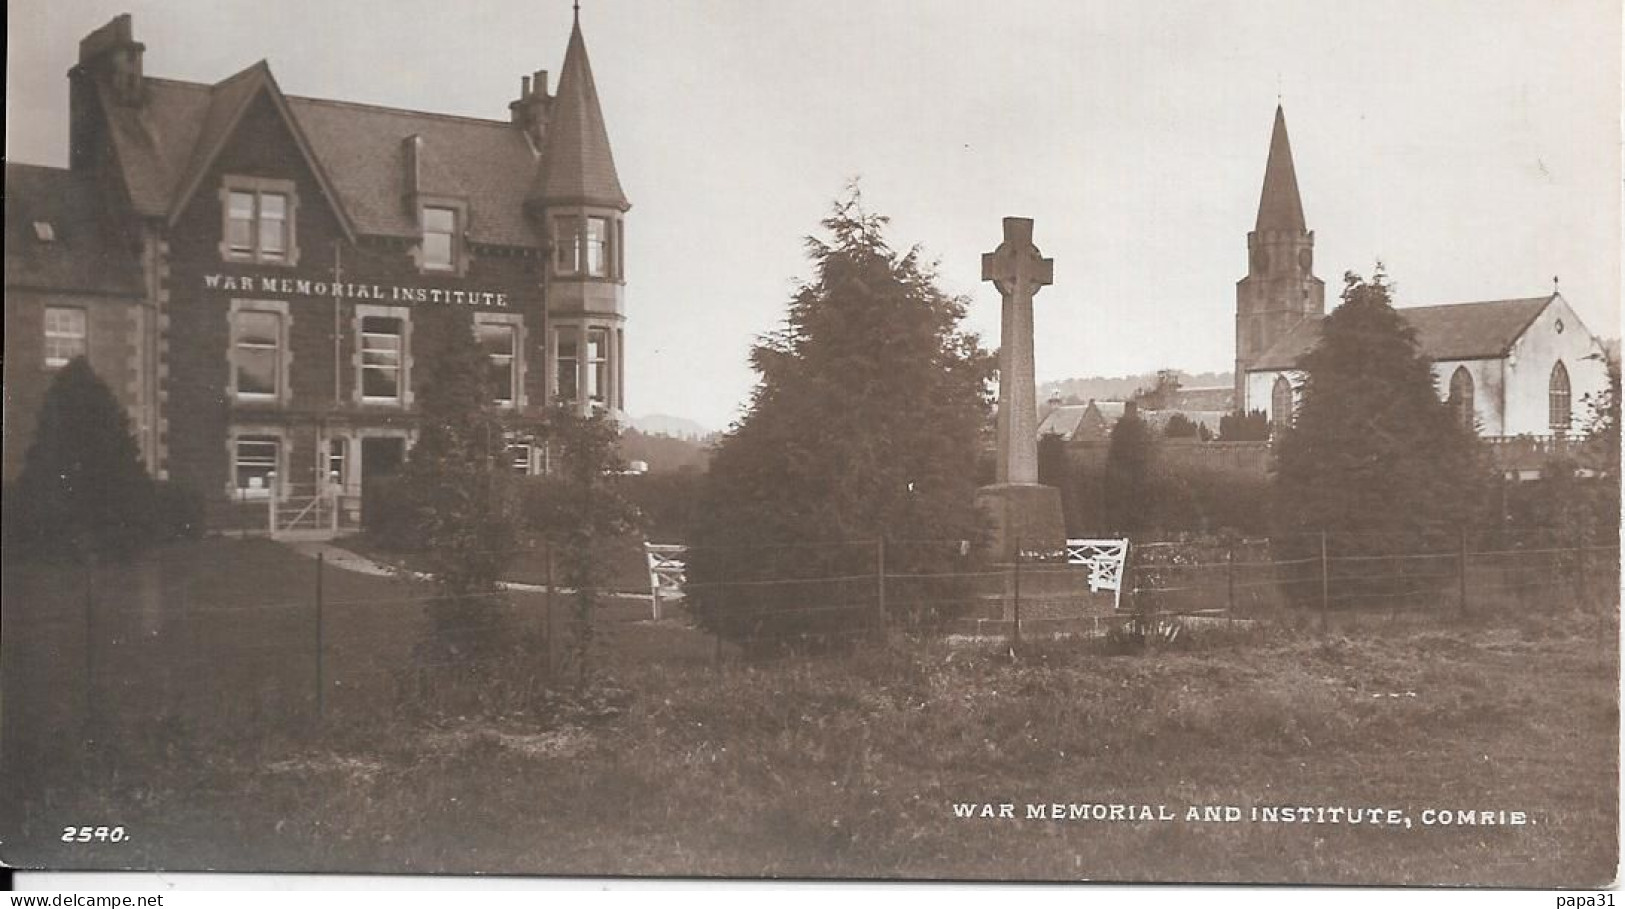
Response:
[[5, 357, 157, 562]]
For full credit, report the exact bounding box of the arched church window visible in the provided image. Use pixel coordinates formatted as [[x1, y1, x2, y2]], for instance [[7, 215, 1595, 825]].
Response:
[[1448, 367, 1475, 433], [1271, 375, 1294, 430], [1549, 361, 1571, 435]]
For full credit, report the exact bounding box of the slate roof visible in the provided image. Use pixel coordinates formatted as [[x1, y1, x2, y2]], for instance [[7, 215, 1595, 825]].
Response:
[[1037, 405, 1089, 439], [1248, 296, 1557, 371], [1255, 105, 1306, 233], [87, 23, 623, 247], [1167, 385, 1235, 411], [4, 163, 145, 297], [537, 18, 629, 209]]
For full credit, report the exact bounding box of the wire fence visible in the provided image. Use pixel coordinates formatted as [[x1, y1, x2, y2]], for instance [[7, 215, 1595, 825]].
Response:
[[1, 524, 1616, 762]]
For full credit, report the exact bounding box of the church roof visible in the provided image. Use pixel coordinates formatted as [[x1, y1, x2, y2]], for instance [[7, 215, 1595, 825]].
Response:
[[5, 163, 145, 297], [535, 16, 629, 210], [1255, 105, 1306, 233], [1248, 295, 1558, 370]]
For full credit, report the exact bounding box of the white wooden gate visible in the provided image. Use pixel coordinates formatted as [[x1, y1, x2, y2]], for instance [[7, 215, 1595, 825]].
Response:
[[1065, 538, 1129, 611], [645, 543, 687, 620]]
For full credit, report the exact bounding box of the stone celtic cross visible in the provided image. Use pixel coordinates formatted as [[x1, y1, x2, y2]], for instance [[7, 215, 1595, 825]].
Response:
[[982, 217, 1054, 487]]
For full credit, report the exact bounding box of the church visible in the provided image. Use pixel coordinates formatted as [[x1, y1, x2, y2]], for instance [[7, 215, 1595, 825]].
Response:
[[4, 12, 630, 533], [1234, 106, 1611, 440]]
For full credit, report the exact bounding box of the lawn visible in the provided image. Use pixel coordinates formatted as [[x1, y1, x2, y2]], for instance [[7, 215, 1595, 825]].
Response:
[[0, 538, 1616, 886]]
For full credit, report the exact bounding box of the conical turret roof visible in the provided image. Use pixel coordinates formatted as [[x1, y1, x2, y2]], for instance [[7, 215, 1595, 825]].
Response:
[[1255, 105, 1305, 233], [538, 15, 628, 210]]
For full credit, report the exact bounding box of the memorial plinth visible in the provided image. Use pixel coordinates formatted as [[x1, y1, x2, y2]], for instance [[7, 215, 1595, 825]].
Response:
[[976, 217, 1065, 563]]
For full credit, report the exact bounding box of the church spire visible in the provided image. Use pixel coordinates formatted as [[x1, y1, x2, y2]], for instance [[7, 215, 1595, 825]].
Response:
[[1255, 104, 1306, 233], [537, 11, 628, 210]]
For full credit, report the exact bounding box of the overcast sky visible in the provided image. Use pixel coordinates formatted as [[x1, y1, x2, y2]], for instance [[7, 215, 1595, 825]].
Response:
[[8, 0, 1621, 431]]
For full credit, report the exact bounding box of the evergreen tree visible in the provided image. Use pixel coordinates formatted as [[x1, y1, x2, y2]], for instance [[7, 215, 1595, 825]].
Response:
[[396, 310, 520, 658], [523, 405, 641, 687], [1162, 413, 1200, 439], [686, 188, 994, 649], [1272, 269, 1489, 603], [6, 358, 157, 561], [1218, 410, 1270, 442], [1104, 406, 1155, 534]]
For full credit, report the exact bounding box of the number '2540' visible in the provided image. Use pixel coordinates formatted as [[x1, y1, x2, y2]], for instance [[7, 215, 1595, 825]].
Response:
[[61, 826, 128, 843]]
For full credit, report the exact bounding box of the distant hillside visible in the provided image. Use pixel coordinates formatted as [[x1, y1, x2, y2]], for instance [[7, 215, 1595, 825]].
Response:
[[631, 413, 712, 440], [619, 427, 715, 474], [1041, 370, 1232, 404]]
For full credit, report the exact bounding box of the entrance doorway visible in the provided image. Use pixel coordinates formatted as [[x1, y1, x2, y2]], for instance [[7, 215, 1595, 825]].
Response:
[[359, 436, 407, 528]]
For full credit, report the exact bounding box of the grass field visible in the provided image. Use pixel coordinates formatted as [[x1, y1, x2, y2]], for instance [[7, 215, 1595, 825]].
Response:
[[1, 538, 1617, 886]]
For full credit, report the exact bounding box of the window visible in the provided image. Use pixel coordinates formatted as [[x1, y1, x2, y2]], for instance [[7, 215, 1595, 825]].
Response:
[[235, 436, 280, 499], [1448, 367, 1475, 432], [556, 329, 579, 402], [553, 216, 581, 276], [221, 178, 296, 264], [1271, 376, 1294, 430], [478, 320, 519, 406], [509, 438, 535, 475], [421, 206, 457, 271], [327, 437, 347, 487], [1550, 361, 1571, 435], [361, 316, 405, 403], [33, 221, 56, 242], [44, 306, 87, 368], [586, 216, 611, 277], [233, 309, 283, 399], [587, 327, 610, 409]]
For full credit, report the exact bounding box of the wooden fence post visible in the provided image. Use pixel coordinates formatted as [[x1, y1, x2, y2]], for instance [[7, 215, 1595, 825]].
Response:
[[544, 543, 556, 681], [1226, 545, 1236, 627], [1011, 537, 1023, 651], [315, 552, 326, 718], [1458, 528, 1469, 617], [1319, 531, 1330, 623], [876, 538, 887, 632], [84, 554, 97, 736]]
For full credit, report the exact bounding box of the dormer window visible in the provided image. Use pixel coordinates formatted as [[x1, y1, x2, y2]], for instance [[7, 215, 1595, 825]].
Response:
[[420, 205, 458, 272], [220, 177, 298, 266]]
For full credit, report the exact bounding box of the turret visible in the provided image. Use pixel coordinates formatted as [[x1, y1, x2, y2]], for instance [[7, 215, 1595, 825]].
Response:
[[534, 11, 630, 417]]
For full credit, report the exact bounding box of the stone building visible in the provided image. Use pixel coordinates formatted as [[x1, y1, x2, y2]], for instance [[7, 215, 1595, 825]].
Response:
[[1233, 106, 1610, 441], [4, 12, 631, 532]]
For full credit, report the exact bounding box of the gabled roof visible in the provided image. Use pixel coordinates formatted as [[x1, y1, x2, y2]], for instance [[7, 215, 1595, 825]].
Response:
[[536, 17, 629, 209], [161, 63, 357, 242], [1255, 105, 1306, 233], [5, 163, 145, 296], [1037, 404, 1089, 440], [1247, 295, 1558, 371]]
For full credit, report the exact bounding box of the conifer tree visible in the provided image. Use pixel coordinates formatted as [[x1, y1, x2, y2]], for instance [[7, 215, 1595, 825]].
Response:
[[1104, 406, 1155, 534], [1272, 268, 1489, 602], [6, 358, 157, 562], [524, 404, 641, 686], [397, 309, 520, 658], [686, 188, 994, 648]]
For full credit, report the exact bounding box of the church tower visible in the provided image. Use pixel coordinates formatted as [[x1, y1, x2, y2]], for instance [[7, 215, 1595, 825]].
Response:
[[533, 8, 631, 417], [1235, 105, 1323, 411]]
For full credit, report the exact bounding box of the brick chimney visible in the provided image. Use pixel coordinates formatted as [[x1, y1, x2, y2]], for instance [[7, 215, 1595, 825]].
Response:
[[508, 69, 551, 148]]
